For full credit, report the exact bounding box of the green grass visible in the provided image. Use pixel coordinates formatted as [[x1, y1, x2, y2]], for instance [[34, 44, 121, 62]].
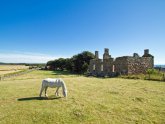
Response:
[[120, 72, 165, 82], [0, 70, 165, 124]]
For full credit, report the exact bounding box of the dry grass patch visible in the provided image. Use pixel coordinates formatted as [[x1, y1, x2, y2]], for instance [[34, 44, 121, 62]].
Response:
[[0, 65, 29, 75]]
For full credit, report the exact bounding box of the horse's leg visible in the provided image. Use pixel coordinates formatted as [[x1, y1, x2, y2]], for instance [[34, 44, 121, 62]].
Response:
[[55, 87, 60, 96], [45, 87, 48, 97], [39, 86, 45, 97]]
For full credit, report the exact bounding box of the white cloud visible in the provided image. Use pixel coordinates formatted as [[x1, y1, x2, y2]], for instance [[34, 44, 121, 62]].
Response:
[[0, 52, 65, 63]]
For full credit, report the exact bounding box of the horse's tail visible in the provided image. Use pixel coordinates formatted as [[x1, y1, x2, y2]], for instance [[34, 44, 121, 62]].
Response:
[[61, 79, 67, 97]]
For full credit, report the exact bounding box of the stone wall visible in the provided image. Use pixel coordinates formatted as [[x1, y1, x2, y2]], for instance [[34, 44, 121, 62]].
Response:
[[89, 59, 102, 75], [114, 56, 154, 74], [114, 57, 129, 74], [103, 58, 114, 74], [127, 57, 153, 74]]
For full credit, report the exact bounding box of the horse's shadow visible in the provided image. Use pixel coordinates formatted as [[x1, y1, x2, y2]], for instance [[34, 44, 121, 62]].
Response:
[[17, 96, 62, 101]]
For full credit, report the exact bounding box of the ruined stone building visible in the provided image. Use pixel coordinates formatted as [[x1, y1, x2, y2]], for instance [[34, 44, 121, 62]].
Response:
[[89, 48, 154, 76]]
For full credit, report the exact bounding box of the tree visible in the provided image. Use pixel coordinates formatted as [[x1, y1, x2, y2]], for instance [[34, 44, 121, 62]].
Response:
[[46, 60, 55, 70], [46, 51, 94, 73], [71, 51, 94, 73], [65, 58, 73, 71], [57, 58, 66, 71]]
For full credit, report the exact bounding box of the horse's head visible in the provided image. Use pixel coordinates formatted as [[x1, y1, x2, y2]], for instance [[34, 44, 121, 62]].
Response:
[[63, 90, 67, 97], [61, 80, 67, 97]]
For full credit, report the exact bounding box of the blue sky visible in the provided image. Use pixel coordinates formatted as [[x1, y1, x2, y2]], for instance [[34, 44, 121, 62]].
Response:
[[0, 0, 165, 64]]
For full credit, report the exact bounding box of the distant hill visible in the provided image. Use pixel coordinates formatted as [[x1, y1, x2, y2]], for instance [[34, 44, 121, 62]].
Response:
[[154, 65, 165, 68], [0, 62, 5, 65], [0, 62, 27, 65], [0, 62, 45, 66]]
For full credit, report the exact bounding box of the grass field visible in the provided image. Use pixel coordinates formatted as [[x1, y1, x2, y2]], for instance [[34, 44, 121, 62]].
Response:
[[0, 70, 165, 124], [0, 65, 29, 75]]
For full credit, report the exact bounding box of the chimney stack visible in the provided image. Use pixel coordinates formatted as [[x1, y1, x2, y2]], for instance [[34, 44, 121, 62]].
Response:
[[144, 49, 149, 55], [103, 48, 111, 59], [95, 51, 99, 59], [104, 48, 109, 54]]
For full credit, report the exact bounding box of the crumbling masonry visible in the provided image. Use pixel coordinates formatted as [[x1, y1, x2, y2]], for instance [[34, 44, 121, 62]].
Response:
[[89, 48, 154, 76]]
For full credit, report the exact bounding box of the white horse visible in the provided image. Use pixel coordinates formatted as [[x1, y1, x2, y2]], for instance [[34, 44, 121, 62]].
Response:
[[39, 78, 67, 98]]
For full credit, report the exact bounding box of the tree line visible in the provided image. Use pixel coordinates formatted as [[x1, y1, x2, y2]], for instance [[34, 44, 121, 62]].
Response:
[[46, 51, 94, 74]]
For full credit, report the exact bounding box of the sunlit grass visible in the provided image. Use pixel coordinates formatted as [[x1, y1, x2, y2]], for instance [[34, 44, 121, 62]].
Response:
[[0, 70, 165, 124], [0, 65, 29, 75]]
